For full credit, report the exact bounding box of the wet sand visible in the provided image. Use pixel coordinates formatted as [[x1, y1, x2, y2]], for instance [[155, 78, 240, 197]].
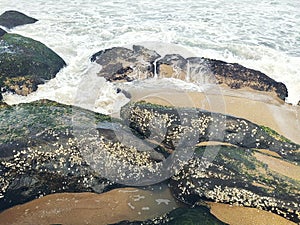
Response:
[[0, 187, 179, 225], [209, 202, 297, 225], [254, 152, 300, 181]]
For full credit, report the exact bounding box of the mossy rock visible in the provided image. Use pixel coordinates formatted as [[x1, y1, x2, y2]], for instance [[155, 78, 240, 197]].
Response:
[[0, 33, 66, 95], [0, 99, 111, 149], [0, 100, 114, 211], [0, 10, 37, 29]]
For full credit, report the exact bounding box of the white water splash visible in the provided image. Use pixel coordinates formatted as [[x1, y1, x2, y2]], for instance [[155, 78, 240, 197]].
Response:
[[1, 0, 299, 108]]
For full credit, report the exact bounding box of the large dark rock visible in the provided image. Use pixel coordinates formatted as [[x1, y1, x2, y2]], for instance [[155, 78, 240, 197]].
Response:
[[91, 46, 160, 82], [92, 46, 288, 101], [119, 102, 300, 223], [0, 33, 66, 95], [0, 100, 114, 211], [0, 100, 164, 211], [157, 55, 288, 101], [111, 206, 228, 225], [169, 146, 300, 224], [1, 99, 299, 224], [0, 10, 38, 29], [0, 28, 6, 37], [121, 102, 299, 161]]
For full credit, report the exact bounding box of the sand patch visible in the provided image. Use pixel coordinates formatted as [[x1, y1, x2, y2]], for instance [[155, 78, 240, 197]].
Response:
[[254, 152, 300, 181], [209, 202, 297, 225], [0, 187, 178, 225], [256, 149, 282, 158]]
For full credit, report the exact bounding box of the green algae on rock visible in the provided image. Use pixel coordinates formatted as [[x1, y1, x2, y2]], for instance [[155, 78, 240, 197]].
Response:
[[0, 33, 66, 95], [1, 99, 299, 224], [0, 100, 113, 211]]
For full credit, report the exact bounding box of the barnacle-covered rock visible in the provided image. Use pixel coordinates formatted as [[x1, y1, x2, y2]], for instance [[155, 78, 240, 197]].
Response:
[[0, 100, 114, 211], [169, 145, 300, 224], [121, 102, 299, 161]]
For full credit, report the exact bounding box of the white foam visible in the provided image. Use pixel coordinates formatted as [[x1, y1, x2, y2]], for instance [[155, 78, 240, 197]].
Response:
[[1, 0, 299, 109]]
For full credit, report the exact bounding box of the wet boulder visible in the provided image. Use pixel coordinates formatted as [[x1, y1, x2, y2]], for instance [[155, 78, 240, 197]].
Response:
[[169, 145, 300, 224], [120, 102, 300, 161], [0, 100, 166, 211], [91, 45, 288, 101], [0, 100, 114, 211], [0, 33, 66, 96], [0, 10, 38, 29], [157, 55, 288, 101], [91, 45, 160, 82]]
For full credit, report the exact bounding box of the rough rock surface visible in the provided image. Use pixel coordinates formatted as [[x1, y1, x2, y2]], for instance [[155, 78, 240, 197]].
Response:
[[169, 146, 300, 224], [111, 206, 228, 225], [0, 33, 66, 96], [0, 28, 6, 37], [121, 102, 299, 161], [0, 10, 38, 29], [1, 100, 299, 224], [119, 102, 300, 223], [0, 100, 115, 211], [187, 58, 288, 100], [91, 46, 288, 101], [91, 45, 160, 82]]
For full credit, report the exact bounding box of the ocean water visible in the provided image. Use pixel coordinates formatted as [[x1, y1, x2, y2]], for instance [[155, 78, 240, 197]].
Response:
[[1, 0, 300, 114]]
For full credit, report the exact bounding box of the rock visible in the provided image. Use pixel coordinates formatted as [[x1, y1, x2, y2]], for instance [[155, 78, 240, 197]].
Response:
[[0, 100, 114, 211], [156, 54, 187, 80], [91, 46, 160, 82], [298, 100, 300, 106], [1, 99, 299, 224], [0, 10, 38, 29], [0, 33, 66, 96], [157, 55, 288, 101], [0, 100, 168, 210], [0, 28, 6, 37], [111, 206, 228, 225], [91, 45, 288, 101], [116, 88, 132, 98], [120, 102, 300, 161], [169, 145, 300, 224]]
